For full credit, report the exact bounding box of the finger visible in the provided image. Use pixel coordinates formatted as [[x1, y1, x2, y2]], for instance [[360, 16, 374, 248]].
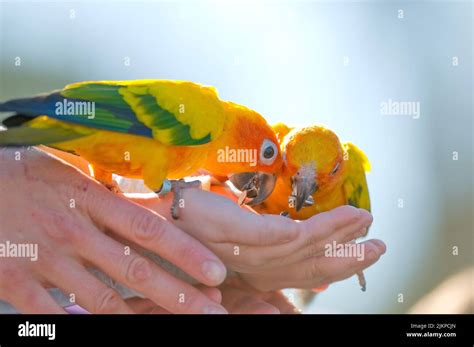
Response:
[[87, 191, 227, 286], [2, 278, 65, 314], [146, 285, 221, 312], [42, 257, 133, 314], [126, 286, 222, 314], [125, 298, 161, 313], [76, 227, 228, 314], [196, 286, 222, 304], [303, 206, 371, 240], [128, 190, 300, 246], [129, 299, 171, 314], [64, 305, 89, 314], [262, 291, 300, 314], [210, 185, 240, 201], [220, 286, 280, 314], [296, 207, 373, 260], [149, 306, 171, 314], [248, 239, 386, 290], [296, 239, 386, 288], [125, 298, 171, 314], [233, 207, 372, 268], [240, 213, 300, 246], [330, 209, 373, 242], [312, 284, 329, 292], [39, 145, 90, 174]]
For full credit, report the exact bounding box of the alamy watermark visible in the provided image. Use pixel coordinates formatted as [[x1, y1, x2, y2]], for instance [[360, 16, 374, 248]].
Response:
[[0, 241, 38, 261], [55, 98, 95, 119], [380, 99, 420, 119], [217, 146, 257, 167], [325, 241, 364, 261], [18, 321, 55, 340]]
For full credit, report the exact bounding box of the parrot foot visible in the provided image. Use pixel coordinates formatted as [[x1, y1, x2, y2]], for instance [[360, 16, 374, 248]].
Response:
[[357, 271, 366, 292], [280, 211, 290, 217], [156, 179, 202, 220], [90, 166, 121, 193], [101, 180, 121, 194]]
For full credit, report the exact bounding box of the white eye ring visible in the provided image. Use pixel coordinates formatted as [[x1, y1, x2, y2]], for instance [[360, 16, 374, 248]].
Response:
[[260, 139, 278, 166]]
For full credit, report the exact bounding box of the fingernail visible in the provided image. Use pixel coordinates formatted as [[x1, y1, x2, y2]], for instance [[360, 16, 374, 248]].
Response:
[[372, 240, 386, 254], [202, 260, 226, 284], [203, 305, 228, 314]]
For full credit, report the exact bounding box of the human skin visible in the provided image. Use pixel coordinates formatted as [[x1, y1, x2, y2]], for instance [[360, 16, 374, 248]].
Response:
[[50, 147, 385, 293], [119, 191, 385, 313], [123, 280, 299, 314], [0, 147, 229, 314], [0, 147, 385, 313], [43, 147, 386, 292], [129, 191, 385, 292], [0, 147, 326, 314], [21, 147, 302, 314]]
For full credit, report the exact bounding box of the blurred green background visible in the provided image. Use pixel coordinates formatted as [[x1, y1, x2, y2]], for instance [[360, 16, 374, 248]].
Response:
[[0, 0, 472, 313]]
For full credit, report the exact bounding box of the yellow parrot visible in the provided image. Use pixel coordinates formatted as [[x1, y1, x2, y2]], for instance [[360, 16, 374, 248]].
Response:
[[254, 123, 370, 217], [0, 80, 282, 218], [252, 123, 371, 290]]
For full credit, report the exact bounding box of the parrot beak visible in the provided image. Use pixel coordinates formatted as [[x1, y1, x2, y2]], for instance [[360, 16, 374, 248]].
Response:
[[290, 167, 318, 212], [228, 172, 277, 206]]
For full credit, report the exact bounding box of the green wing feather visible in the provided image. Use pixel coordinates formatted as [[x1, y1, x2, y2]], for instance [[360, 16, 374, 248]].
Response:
[[0, 80, 225, 147], [0, 126, 84, 147]]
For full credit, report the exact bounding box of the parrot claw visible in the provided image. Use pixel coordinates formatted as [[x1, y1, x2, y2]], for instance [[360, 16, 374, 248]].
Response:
[[357, 271, 366, 292], [280, 211, 290, 217], [101, 180, 122, 193], [156, 179, 202, 220]]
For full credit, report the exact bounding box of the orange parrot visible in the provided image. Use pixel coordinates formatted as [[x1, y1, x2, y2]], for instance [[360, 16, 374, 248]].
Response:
[[254, 123, 370, 218], [250, 123, 372, 292], [0, 80, 282, 218]]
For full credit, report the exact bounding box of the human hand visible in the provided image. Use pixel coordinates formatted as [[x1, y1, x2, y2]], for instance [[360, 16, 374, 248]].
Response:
[[238, 236, 386, 292], [126, 189, 380, 281], [204, 185, 386, 292], [122, 279, 298, 314], [0, 147, 228, 314], [218, 277, 299, 314]]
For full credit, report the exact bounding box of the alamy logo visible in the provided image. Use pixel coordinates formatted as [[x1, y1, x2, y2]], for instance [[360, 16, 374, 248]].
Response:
[[0, 241, 38, 261], [55, 98, 95, 119], [18, 321, 56, 340], [217, 146, 257, 167], [380, 99, 420, 119], [325, 241, 365, 261]]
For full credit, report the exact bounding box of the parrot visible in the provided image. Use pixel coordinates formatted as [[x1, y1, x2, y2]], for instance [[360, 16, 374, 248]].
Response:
[[245, 123, 371, 295], [253, 123, 371, 218], [0, 80, 282, 218]]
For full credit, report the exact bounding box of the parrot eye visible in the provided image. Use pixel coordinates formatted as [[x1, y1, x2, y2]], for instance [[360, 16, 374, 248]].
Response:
[[260, 139, 278, 165], [330, 162, 340, 176], [264, 146, 275, 159]]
